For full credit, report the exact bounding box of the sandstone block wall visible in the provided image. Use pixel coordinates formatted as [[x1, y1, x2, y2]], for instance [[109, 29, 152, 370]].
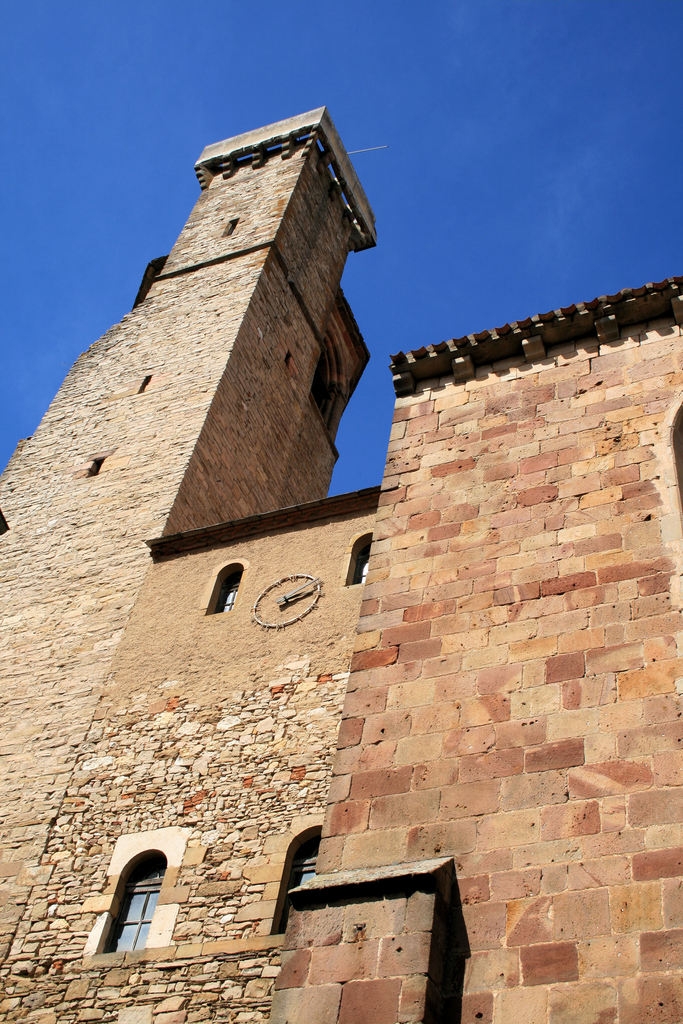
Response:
[[280, 313, 683, 1023]]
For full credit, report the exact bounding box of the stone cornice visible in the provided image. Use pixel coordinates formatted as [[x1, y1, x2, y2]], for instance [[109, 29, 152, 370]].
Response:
[[289, 857, 455, 909], [148, 486, 381, 559], [390, 276, 683, 396]]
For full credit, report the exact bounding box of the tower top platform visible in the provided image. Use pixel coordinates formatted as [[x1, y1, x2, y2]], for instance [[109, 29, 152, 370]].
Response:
[[194, 107, 376, 251]]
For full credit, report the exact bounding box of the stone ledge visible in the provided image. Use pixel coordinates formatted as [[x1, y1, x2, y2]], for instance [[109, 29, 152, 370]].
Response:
[[288, 857, 455, 910], [81, 933, 284, 969], [148, 486, 381, 559]]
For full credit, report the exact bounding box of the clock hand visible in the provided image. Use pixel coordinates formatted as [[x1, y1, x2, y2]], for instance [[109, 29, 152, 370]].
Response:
[[277, 578, 321, 606]]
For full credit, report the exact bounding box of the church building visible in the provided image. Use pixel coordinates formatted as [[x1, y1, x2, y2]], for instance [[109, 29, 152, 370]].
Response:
[[0, 108, 681, 1024]]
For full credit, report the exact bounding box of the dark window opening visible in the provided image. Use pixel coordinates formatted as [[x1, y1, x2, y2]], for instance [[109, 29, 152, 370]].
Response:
[[674, 407, 683, 514], [0, 508, 8, 535], [346, 534, 373, 587], [223, 218, 239, 237], [87, 457, 106, 477], [106, 855, 166, 953], [275, 834, 320, 934], [138, 375, 152, 394], [214, 570, 242, 613], [311, 357, 329, 414], [351, 543, 371, 585]]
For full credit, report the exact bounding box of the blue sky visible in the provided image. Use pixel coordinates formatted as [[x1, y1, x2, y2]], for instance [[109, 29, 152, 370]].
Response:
[[3, 1, 683, 496]]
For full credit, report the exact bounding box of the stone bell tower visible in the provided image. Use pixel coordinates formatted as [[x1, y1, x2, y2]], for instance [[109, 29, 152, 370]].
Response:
[[0, 109, 375, 963]]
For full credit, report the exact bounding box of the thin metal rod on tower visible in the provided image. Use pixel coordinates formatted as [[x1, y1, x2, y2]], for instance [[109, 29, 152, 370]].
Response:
[[347, 145, 389, 155]]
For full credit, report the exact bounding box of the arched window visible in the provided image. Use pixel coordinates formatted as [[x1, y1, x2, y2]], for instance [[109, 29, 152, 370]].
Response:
[[674, 406, 683, 512], [272, 832, 320, 934], [310, 338, 343, 433], [215, 571, 242, 612], [346, 534, 372, 587], [311, 354, 332, 421], [106, 855, 166, 953], [209, 565, 244, 614]]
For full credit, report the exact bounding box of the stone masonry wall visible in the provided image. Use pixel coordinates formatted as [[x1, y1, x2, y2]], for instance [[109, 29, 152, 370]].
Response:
[[0, 504, 377, 1022], [0, 660, 342, 1024], [0, 129, 368, 989], [0, 244, 261, 963], [280, 317, 683, 1023], [164, 147, 363, 535], [2, 942, 284, 1024]]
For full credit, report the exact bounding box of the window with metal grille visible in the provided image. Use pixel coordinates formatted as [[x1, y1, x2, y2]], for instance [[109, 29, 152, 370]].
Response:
[[106, 856, 166, 953]]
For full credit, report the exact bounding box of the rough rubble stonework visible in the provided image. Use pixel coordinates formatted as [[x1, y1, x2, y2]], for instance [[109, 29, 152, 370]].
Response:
[[0, 109, 377, 1022], [1, 108, 683, 1024]]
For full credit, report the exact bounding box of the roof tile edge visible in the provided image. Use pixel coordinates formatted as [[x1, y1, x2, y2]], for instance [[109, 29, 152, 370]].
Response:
[[390, 275, 683, 395]]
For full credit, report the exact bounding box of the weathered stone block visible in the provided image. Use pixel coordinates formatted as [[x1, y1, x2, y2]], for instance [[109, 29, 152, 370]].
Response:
[[338, 978, 401, 1024], [520, 941, 578, 986]]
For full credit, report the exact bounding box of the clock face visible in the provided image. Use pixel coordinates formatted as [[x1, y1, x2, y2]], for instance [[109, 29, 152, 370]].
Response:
[[252, 574, 323, 629]]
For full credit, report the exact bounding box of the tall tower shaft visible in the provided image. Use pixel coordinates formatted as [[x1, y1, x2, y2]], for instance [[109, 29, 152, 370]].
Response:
[[0, 109, 375, 958]]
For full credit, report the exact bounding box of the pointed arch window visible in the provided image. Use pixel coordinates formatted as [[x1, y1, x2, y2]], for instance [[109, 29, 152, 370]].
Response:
[[106, 855, 166, 953]]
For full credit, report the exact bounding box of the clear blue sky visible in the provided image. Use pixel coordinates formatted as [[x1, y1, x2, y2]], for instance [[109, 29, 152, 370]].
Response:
[[3, 1, 683, 496]]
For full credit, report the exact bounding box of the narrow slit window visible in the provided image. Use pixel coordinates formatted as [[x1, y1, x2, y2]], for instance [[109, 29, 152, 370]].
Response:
[[106, 856, 166, 953], [0, 508, 8, 535], [138, 375, 152, 393], [223, 218, 239, 237], [87, 457, 106, 477], [311, 356, 330, 417]]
